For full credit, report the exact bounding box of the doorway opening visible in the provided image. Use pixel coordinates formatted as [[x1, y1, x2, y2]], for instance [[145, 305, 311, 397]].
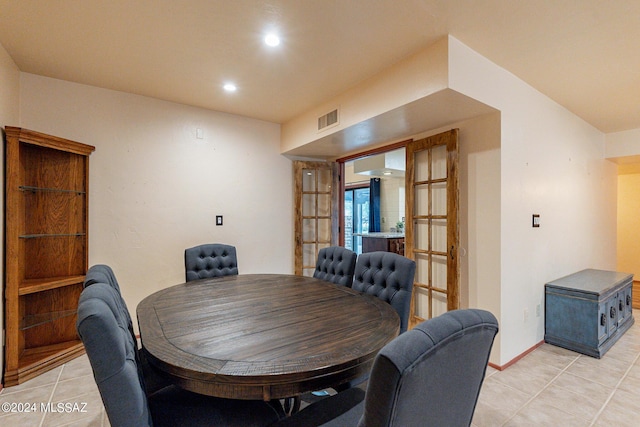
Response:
[[344, 186, 370, 254], [339, 142, 408, 255], [337, 130, 460, 327]]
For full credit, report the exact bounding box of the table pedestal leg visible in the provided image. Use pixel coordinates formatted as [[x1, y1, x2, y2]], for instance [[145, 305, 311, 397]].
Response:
[[283, 396, 301, 415]]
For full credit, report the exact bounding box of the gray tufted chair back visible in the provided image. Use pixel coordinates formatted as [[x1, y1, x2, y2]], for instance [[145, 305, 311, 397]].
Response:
[[184, 243, 238, 282], [269, 309, 498, 427], [84, 264, 121, 293], [78, 280, 284, 427], [313, 246, 358, 286], [352, 251, 416, 333], [83, 264, 138, 355], [77, 283, 153, 427], [360, 309, 498, 426]]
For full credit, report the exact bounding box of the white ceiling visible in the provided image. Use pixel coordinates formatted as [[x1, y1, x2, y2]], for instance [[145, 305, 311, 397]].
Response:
[[0, 0, 638, 134]]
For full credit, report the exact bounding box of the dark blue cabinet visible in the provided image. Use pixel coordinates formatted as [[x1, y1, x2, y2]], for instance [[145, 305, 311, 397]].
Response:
[[545, 269, 634, 358]]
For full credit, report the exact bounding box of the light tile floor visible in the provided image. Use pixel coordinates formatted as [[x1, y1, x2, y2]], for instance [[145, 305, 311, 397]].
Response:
[[2, 321, 640, 427], [0, 356, 108, 426], [473, 321, 640, 426]]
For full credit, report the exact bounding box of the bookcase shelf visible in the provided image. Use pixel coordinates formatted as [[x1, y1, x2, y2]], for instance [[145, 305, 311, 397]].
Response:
[[20, 233, 86, 239], [19, 185, 86, 194], [18, 275, 87, 295], [4, 126, 95, 386]]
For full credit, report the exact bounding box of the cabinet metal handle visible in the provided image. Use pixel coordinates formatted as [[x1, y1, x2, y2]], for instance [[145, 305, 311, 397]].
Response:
[[600, 313, 606, 326], [627, 295, 631, 306], [620, 300, 624, 311], [610, 306, 617, 318]]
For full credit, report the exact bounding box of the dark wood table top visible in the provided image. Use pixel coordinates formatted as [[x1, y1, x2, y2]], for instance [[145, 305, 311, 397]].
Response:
[[136, 274, 399, 401]]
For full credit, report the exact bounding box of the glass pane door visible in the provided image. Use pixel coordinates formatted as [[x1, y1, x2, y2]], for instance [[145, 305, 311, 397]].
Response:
[[294, 161, 339, 276], [405, 130, 459, 328]]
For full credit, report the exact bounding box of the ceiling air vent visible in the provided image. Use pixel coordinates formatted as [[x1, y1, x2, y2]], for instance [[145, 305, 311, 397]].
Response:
[[317, 108, 339, 131]]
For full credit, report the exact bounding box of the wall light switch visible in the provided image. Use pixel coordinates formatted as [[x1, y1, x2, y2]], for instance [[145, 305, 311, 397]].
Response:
[[532, 214, 540, 228], [196, 128, 204, 139], [216, 215, 223, 226]]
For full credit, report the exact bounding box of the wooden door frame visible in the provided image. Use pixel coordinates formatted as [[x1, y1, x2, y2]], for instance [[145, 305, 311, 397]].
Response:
[[405, 129, 459, 327], [293, 161, 339, 275], [336, 139, 411, 247]]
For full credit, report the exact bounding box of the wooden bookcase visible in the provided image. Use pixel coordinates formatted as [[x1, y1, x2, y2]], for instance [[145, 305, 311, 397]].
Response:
[[4, 126, 95, 386]]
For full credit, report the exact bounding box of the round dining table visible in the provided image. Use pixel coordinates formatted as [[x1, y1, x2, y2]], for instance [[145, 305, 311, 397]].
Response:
[[136, 274, 399, 402]]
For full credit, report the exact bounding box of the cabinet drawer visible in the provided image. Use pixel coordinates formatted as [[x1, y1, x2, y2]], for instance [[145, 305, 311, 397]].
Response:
[[605, 294, 619, 339], [620, 286, 633, 324]]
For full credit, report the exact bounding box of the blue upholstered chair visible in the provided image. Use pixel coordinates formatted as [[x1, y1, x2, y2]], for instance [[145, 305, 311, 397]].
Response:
[[77, 283, 283, 427], [271, 309, 499, 427], [313, 246, 357, 286], [352, 251, 416, 333], [84, 263, 122, 293], [330, 251, 416, 392], [83, 264, 137, 355], [84, 264, 171, 395], [184, 243, 238, 282]]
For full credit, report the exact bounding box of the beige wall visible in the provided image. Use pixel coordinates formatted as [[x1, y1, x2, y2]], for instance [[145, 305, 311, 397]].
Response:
[[379, 178, 404, 232], [449, 36, 617, 363], [283, 36, 617, 366], [606, 128, 640, 159], [0, 31, 628, 378], [281, 38, 449, 152], [18, 73, 293, 335], [617, 173, 640, 278], [408, 113, 502, 361], [0, 42, 20, 385]]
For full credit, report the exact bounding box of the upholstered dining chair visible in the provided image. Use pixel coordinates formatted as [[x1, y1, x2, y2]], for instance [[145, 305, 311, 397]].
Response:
[[313, 246, 358, 286], [84, 263, 122, 293], [329, 251, 415, 392], [83, 264, 137, 354], [184, 243, 238, 281], [83, 264, 171, 394], [352, 251, 416, 334], [77, 282, 283, 427], [270, 309, 499, 427]]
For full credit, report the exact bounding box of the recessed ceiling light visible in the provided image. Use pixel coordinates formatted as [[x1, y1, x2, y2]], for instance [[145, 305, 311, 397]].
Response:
[[264, 33, 280, 47], [223, 83, 237, 92]]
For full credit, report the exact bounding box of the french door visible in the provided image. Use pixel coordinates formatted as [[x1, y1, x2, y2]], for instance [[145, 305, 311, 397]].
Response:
[[405, 129, 459, 328], [293, 161, 339, 276]]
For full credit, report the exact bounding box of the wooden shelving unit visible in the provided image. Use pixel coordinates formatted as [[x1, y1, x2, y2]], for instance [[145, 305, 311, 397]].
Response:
[[4, 126, 95, 386]]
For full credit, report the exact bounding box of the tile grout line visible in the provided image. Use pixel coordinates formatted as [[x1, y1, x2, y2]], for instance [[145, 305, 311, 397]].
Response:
[[500, 354, 581, 426], [587, 350, 640, 427], [56, 356, 109, 427], [39, 363, 66, 427]]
